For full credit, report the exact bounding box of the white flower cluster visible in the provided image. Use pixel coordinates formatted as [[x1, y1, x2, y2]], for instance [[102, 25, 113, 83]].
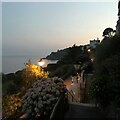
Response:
[[22, 77, 66, 117]]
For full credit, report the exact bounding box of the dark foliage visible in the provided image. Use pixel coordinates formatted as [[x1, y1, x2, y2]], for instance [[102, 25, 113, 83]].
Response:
[[2, 70, 24, 94], [57, 44, 89, 65], [90, 35, 120, 112], [49, 64, 76, 80], [103, 27, 116, 38]]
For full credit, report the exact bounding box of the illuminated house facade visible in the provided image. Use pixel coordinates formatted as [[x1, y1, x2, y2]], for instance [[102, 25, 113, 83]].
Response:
[[85, 38, 100, 49]]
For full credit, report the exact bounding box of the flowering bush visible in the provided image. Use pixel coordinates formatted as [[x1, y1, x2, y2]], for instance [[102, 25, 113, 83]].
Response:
[[2, 93, 22, 118], [22, 60, 49, 89], [22, 77, 67, 117], [2, 61, 49, 119], [25, 61, 48, 79]]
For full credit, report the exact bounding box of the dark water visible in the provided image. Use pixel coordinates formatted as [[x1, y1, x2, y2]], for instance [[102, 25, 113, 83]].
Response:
[[2, 56, 58, 74]]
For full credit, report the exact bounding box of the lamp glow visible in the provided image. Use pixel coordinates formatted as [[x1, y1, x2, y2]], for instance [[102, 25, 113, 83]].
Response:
[[87, 49, 91, 52], [38, 59, 45, 67]]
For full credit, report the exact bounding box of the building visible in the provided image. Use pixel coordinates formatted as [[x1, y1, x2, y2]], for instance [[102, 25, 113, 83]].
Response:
[[84, 38, 100, 49], [89, 38, 100, 49]]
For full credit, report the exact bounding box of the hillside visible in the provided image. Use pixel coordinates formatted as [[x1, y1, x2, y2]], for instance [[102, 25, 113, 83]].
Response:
[[46, 48, 70, 60]]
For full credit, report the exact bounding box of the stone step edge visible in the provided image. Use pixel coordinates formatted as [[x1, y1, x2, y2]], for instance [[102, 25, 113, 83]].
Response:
[[69, 102, 96, 107]]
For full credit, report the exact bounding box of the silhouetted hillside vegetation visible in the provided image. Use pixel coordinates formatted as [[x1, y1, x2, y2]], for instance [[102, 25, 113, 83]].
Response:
[[90, 35, 120, 118], [46, 48, 69, 60]]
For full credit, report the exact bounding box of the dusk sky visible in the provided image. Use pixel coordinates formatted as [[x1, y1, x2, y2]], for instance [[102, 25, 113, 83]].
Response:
[[2, 1, 118, 57]]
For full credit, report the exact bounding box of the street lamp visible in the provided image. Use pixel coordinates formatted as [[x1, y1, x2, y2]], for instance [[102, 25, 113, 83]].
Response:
[[37, 59, 45, 67], [87, 48, 91, 52]]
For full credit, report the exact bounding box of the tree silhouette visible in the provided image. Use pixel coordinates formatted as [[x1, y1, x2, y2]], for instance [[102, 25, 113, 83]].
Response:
[[103, 27, 116, 38]]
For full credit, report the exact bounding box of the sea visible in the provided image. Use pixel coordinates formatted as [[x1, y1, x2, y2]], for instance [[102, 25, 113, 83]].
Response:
[[2, 56, 58, 74]]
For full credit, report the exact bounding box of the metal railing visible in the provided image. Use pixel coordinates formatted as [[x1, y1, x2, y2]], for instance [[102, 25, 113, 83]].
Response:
[[49, 93, 69, 120], [67, 90, 79, 102]]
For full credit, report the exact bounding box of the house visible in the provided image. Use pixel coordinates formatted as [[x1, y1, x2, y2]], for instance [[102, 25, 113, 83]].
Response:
[[82, 38, 100, 50]]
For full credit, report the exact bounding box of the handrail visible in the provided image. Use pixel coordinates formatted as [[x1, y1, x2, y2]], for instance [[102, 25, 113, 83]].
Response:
[[49, 93, 65, 120], [67, 90, 79, 102], [49, 90, 79, 120]]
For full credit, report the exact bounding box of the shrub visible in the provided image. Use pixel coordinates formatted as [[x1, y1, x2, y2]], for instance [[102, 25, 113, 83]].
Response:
[[22, 77, 67, 118], [89, 75, 110, 108], [2, 93, 22, 119]]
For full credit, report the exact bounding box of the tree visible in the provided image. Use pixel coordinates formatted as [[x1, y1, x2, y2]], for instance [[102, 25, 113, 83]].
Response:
[[103, 27, 116, 38], [90, 35, 120, 118], [57, 45, 88, 65]]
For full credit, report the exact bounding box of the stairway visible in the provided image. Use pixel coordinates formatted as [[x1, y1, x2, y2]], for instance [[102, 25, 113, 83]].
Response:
[[64, 102, 106, 120]]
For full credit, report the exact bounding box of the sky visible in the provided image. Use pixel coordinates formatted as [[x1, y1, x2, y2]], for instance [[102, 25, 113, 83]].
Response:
[[2, 1, 118, 57]]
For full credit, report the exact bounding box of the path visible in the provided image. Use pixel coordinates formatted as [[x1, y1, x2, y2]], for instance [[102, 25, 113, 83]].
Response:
[[64, 102, 106, 120], [64, 75, 85, 102], [64, 76, 106, 120]]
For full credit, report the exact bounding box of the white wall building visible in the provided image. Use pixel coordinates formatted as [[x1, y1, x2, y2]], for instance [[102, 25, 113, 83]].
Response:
[[89, 38, 100, 49], [84, 38, 100, 49]]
